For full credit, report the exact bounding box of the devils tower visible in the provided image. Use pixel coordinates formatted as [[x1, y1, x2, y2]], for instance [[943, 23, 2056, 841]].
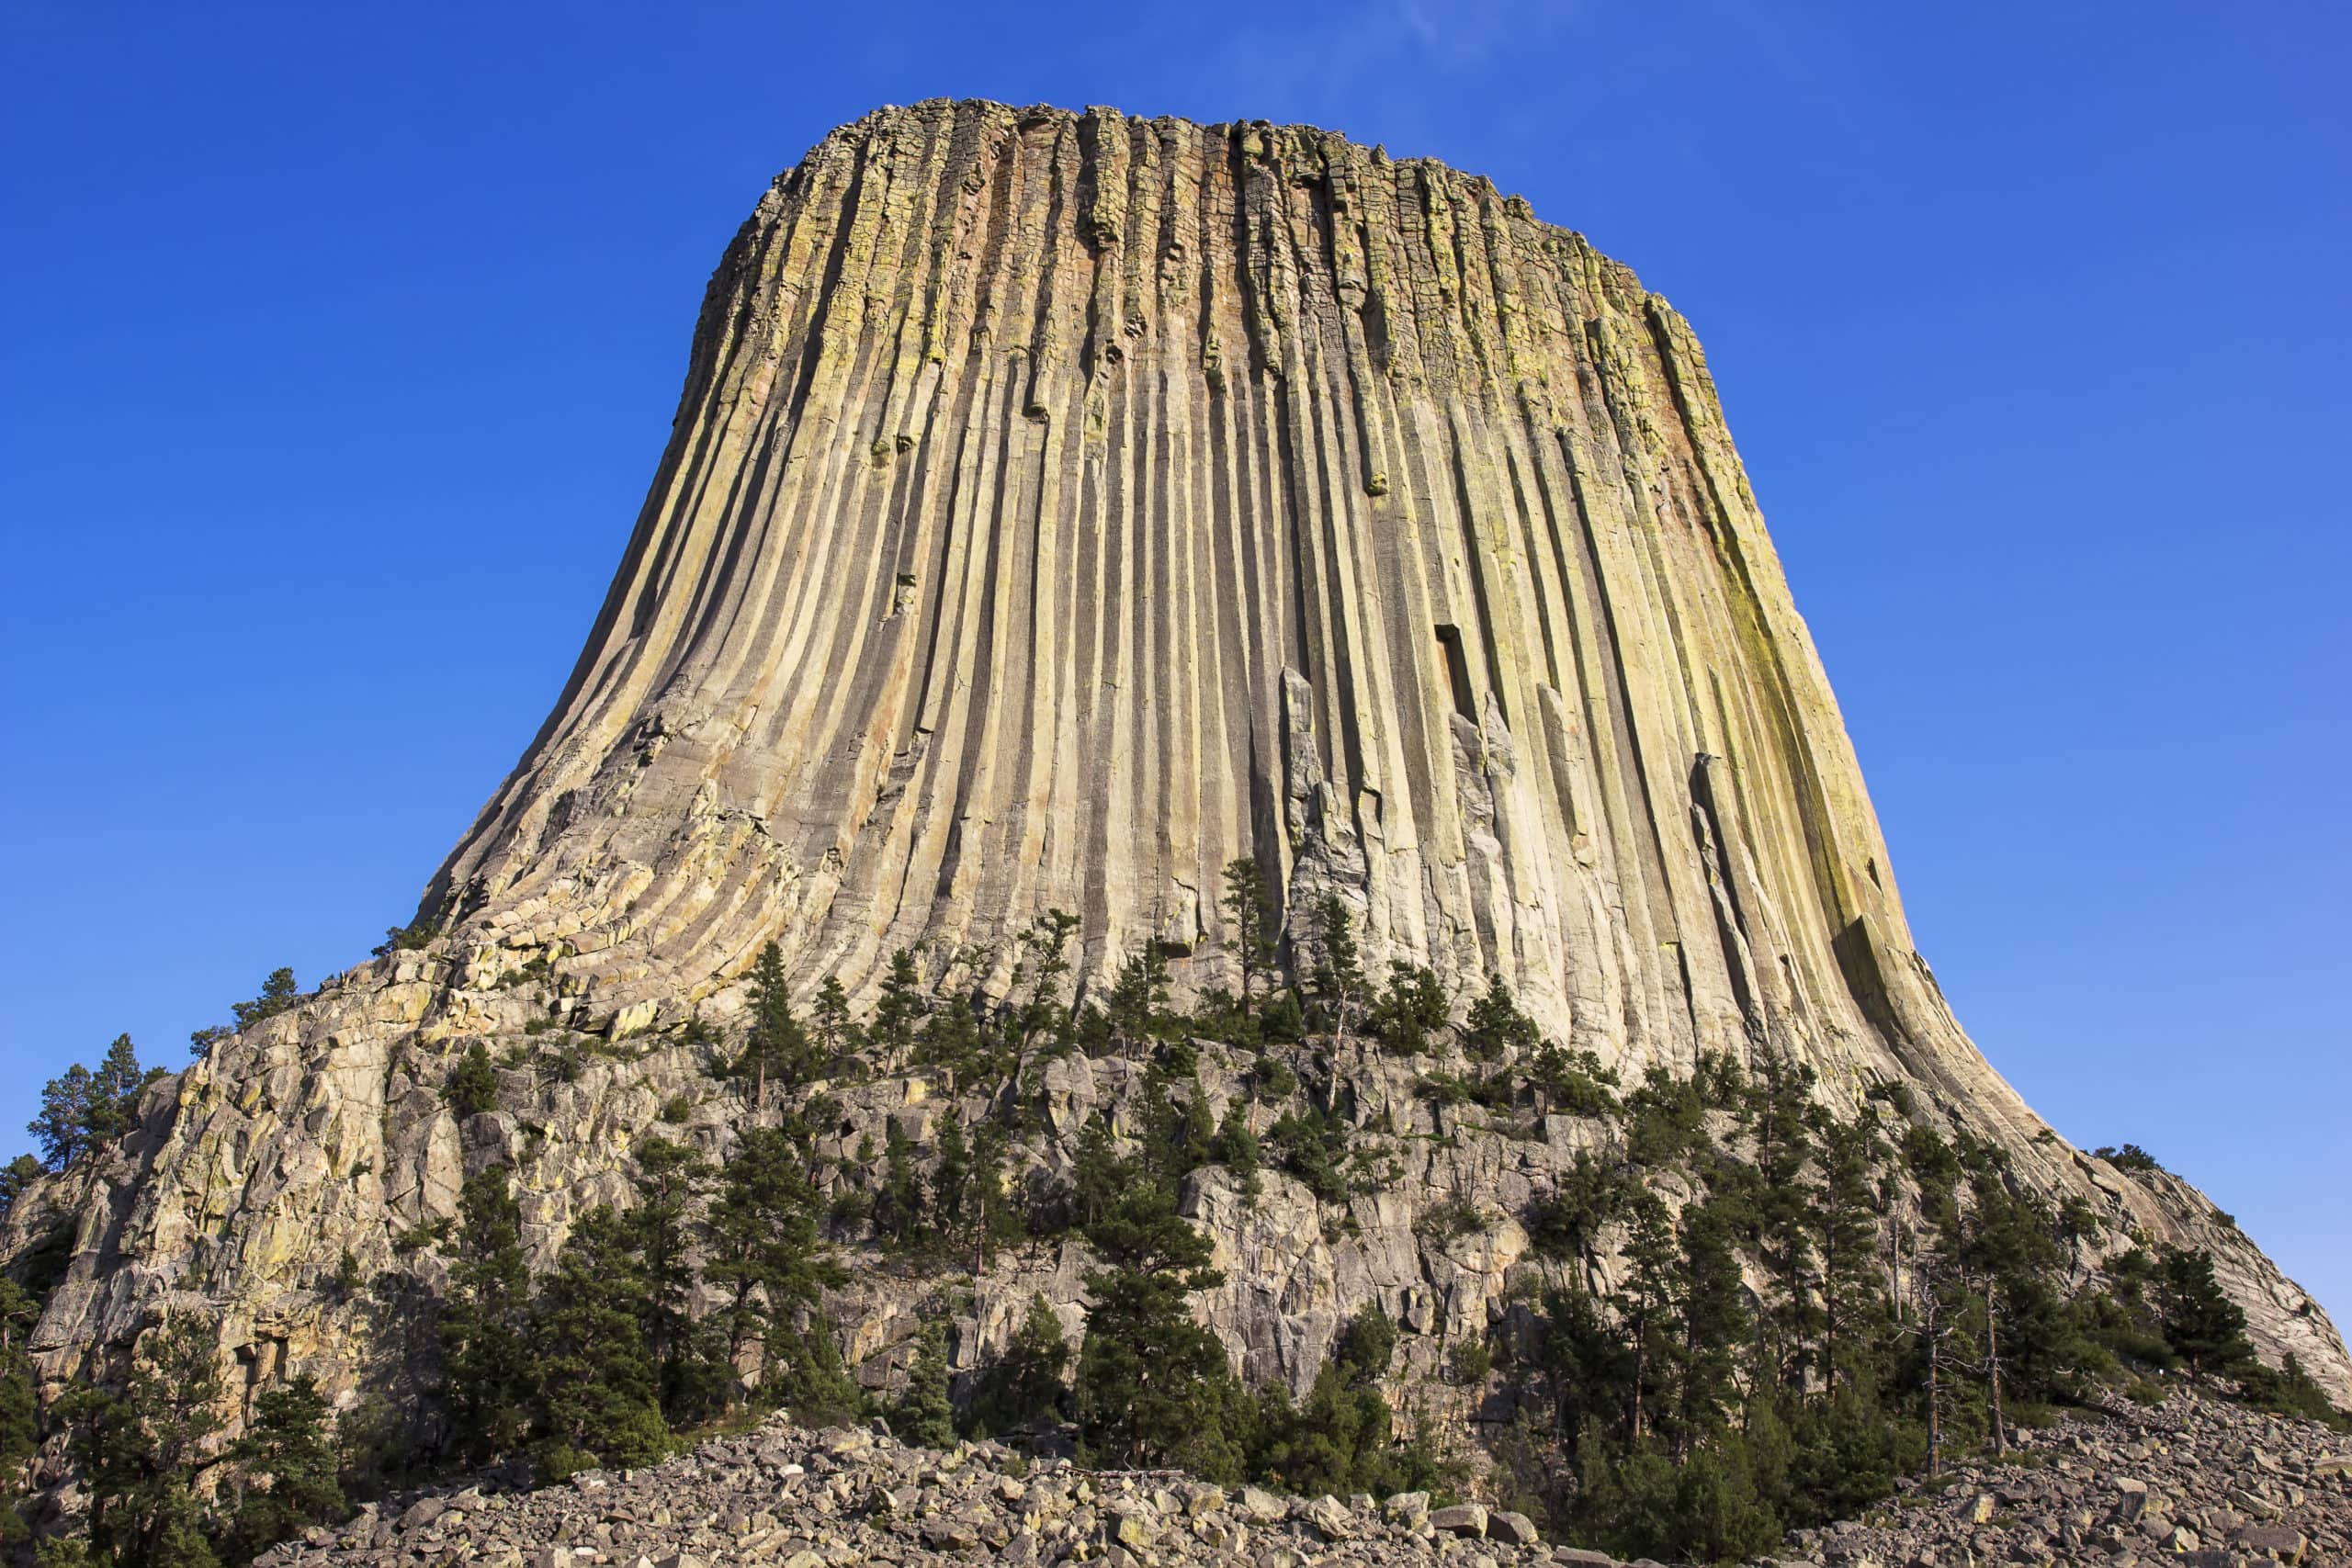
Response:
[[8, 98, 2346, 1453]]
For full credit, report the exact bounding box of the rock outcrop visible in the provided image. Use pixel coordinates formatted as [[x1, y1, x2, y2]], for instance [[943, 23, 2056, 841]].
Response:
[[6, 99, 2345, 1431]]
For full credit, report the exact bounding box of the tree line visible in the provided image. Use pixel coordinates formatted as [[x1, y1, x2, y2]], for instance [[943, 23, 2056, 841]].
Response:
[[6, 864, 2346, 1568]]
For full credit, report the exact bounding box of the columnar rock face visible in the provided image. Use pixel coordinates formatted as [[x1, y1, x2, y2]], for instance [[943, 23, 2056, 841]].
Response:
[[8, 99, 2346, 1418], [429, 99, 2001, 1115]]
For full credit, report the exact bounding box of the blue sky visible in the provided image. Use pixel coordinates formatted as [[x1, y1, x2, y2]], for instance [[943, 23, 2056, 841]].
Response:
[[3, 4, 2346, 1319]]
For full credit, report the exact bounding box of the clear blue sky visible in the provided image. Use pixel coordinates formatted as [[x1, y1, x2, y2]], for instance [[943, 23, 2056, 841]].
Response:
[[4, 4, 2345, 1320]]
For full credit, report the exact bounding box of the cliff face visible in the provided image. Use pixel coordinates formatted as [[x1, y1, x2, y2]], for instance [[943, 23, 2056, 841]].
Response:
[[9, 100, 2345, 1419]]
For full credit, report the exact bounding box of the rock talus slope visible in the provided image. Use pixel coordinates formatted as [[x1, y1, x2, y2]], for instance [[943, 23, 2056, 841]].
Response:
[[7, 99, 2345, 1418]]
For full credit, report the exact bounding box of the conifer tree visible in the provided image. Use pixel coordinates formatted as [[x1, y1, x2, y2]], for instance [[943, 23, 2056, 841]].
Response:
[[443, 1041, 499, 1119], [29, 1064, 96, 1171], [810, 976, 858, 1075], [706, 1125, 841, 1402], [628, 1138, 721, 1423], [58, 1314, 225, 1568], [223, 1376, 344, 1562], [966, 1295, 1071, 1437], [231, 969, 300, 1032], [0, 1153, 43, 1219], [1107, 942, 1171, 1056], [1465, 974, 1541, 1060], [870, 951, 922, 1072], [1015, 909, 1082, 1045], [2157, 1246, 2252, 1374], [530, 1208, 671, 1477], [1309, 896, 1368, 1046], [1074, 1187, 1239, 1477], [440, 1167, 534, 1460], [891, 1323, 956, 1449], [1219, 858, 1277, 1025], [873, 1120, 923, 1246], [741, 942, 813, 1110], [85, 1035, 150, 1146]]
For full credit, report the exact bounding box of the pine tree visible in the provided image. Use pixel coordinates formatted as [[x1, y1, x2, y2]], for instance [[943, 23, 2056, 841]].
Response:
[[1015, 909, 1082, 1045], [1309, 896, 1368, 1046], [891, 1323, 956, 1449], [232, 968, 301, 1032], [85, 1035, 149, 1146], [705, 1125, 840, 1403], [874, 1120, 924, 1246], [2157, 1246, 2252, 1374], [1107, 942, 1170, 1056], [967, 1116, 1012, 1271], [29, 1064, 96, 1170], [1465, 974, 1541, 1061], [739, 941, 814, 1110], [530, 1208, 671, 1477], [1220, 858, 1277, 1024], [1614, 1190, 1679, 1445], [1074, 1187, 1239, 1477], [931, 1110, 971, 1237], [870, 951, 922, 1072], [1373, 963, 1449, 1055], [1670, 1200, 1749, 1457], [0, 1153, 44, 1219], [1812, 1114, 1886, 1401], [224, 1375, 345, 1562], [810, 976, 858, 1075], [58, 1314, 225, 1568], [966, 1294, 1071, 1437], [628, 1137, 720, 1424], [440, 1167, 534, 1460], [443, 1041, 499, 1119]]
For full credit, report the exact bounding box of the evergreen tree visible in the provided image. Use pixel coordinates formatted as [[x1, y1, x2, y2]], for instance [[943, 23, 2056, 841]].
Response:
[[440, 1167, 534, 1460], [231, 969, 301, 1032], [628, 1138, 721, 1423], [931, 1109, 972, 1237], [1308, 896, 1368, 1045], [1106, 942, 1171, 1055], [57, 1314, 225, 1568], [706, 1125, 841, 1405], [891, 1323, 956, 1449], [530, 1208, 671, 1477], [1670, 1200, 1749, 1457], [1220, 858, 1278, 1025], [2157, 1246, 2253, 1374], [223, 1376, 345, 1562], [810, 976, 858, 1075], [1813, 1115, 1887, 1400], [0, 1153, 44, 1218], [1074, 1187, 1240, 1478], [966, 1295, 1071, 1437], [1012, 910, 1081, 1046], [740, 942, 813, 1109], [85, 1035, 151, 1146], [966, 1115, 1013, 1271], [1069, 1115, 1125, 1231], [443, 1042, 499, 1119], [1248, 1304, 1437, 1498], [873, 1120, 924, 1246], [1373, 963, 1449, 1055], [1, 1280, 40, 1549], [1465, 974, 1541, 1061], [870, 951, 922, 1071], [29, 1064, 96, 1170]]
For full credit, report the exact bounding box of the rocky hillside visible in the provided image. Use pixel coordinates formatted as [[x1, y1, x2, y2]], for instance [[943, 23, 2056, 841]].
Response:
[[257, 1390, 2346, 1568], [5, 96, 2348, 1568]]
